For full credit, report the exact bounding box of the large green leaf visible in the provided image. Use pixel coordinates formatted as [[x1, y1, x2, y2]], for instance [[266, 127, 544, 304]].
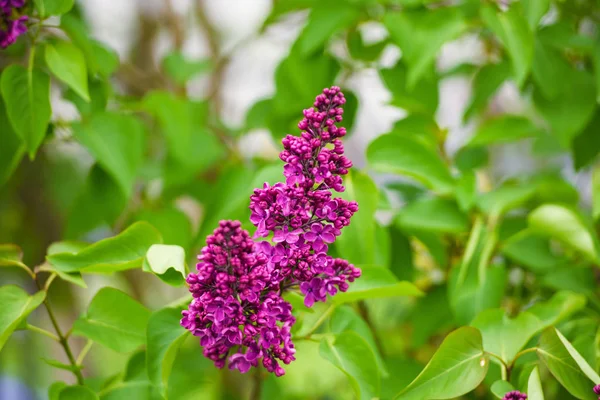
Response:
[[537, 328, 598, 400], [384, 8, 467, 88], [57, 386, 98, 400], [367, 134, 454, 193], [320, 331, 380, 400], [463, 61, 511, 122], [501, 230, 563, 273], [161, 51, 211, 85], [468, 116, 543, 147], [73, 112, 145, 198], [143, 92, 225, 175], [528, 204, 599, 263], [394, 327, 488, 400], [298, 0, 360, 56], [0, 286, 46, 351], [329, 306, 388, 376], [522, 0, 550, 30], [0, 65, 51, 158], [143, 244, 187, 286], [477, 184, 535, 215], [66, 164, 127, 240], [531, 38, 572, 100], [491, 380, 516, 399], [99, 381, 157, 400], [527, 366, 545, 400], [73, 288, 150, 353], [45, 40, 89, 101], [572, 111, 600, 170], [380, 62, 439, 115], [533, 69, 596, 147], [60, 14, 119, 78], [34, 0, 74, 17], [395, 197, 468, 234], [481, 4, 533, 86], [332, 265, 423, 304], [0, 96, 25, 186], [527, 291, 586, 327], [147, 307, 189, 398], [335, 171, 378, 265], [471, 308, 542, 363], [47, 221, 162, 273]]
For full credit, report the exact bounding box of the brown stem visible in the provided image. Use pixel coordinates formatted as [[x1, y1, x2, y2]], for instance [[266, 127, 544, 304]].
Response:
[[250, 366, 263, 400], [35, 277, 84, 385]]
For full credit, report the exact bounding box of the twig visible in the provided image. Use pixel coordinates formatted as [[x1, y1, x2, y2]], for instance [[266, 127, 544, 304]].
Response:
[[25, 323, 60, 342]]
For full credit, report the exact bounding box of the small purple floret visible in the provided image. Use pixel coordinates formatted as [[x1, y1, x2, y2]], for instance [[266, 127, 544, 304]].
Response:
[[502, 391, 527, 400]]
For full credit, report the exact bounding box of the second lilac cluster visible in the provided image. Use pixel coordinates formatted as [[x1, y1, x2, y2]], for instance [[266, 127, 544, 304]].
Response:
[[502, 391, 527, 400], [0, 0, 27, 48]]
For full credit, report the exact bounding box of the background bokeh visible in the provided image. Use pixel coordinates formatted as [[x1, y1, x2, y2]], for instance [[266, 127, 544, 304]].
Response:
[[1, 0, 600, 399]]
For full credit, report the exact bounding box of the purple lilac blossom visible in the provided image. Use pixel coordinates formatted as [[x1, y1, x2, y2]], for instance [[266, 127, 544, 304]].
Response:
[[0, 0, 27, 49], [181, 87, 360, 376], [594, 384, 600, 399], [502, 391, 527, 400]]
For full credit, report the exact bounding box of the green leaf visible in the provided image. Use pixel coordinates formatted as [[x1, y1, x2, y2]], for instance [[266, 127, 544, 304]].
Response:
[[463, 61, 511, 122], [99, 381, 157, 400], [384, 8, 467, 88], [60, 15, 119, 78], [477, 184, 535, 215], [45, 40, 90, 102], [329, 306, 388, 376], [347, 29, 387, 62], [244, 98, 272, 130], [332, 265, 422, 304], [380, 61, 439, 115], [367, 134, 454, 193], [298, 0, 360, 56], [396, 197, 468, 234], [491, 380, 516, 399], [554, 328, 600, 383], [394, 327, 489, 400], [0, 96, 25, 187], [527, 366, 545, 400], [468, 116, 543, 147], [143, 244, 187, 286], [572, 111, 600, 170], [58, 385, 98, 400], [320, 331, 381, 400], [73, 113, 145, 198], [49, 382, 67, 400], [527, 291, 587, 328], [481, 4, 533, 86], [335, 171, 379, 265], [533, 69, 596, 147], [528, 204, 599, 263], [47, 221, 162, 273], [0, 286, 45, 351], [73, 287, 150, 353], [531, 38, 572, 100], [135, 207, 192, 249], [537, 328, 598, 400], [0, 65, 51, 158], [522, 0, 550, 30], [471, 308, 542, 363], [408, 285, 453, 347], [501, 230, 562, 273], [66, 164, 127, 240], [143, 92, 225, 175], [162, 51, 211, 85], [147, 307, 189, 397], [34, 0, 74, 17], [42, 358, 84, 372]]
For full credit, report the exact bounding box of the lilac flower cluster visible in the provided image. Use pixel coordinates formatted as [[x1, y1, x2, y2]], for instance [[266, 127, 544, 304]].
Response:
[[250, 86, 360, 308], [0, 0, 27, 49], [181, 87, 360, 376], [594, 384, 600, 399], [502, 391, 527, 400]]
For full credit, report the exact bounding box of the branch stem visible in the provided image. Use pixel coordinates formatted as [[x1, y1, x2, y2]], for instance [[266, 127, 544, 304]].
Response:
[[25, 323, 59, 341]]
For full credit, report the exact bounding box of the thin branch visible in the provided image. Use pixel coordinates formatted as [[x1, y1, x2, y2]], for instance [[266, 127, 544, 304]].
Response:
[[25, 323, 60, 342], [76, 340, 94, 366]]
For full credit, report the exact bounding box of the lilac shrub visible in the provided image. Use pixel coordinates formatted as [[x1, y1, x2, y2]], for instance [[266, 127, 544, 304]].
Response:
[[0, 0, 27, 48], [181, 87, 361, 376]]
